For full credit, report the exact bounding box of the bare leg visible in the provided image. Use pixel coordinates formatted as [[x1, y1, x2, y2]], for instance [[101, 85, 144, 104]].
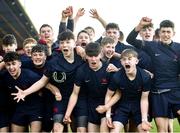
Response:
[[168, 119, 173, 133], [30, 121, 42, 132], [53, 122, 64, 133], [155, 117, 168, 132], [11, 123, 25, 132], [0, 127, 9, 132], [100, 117, 109, 132], [110, 121, 124, 133], [77, 127, 86, 133], [88, 122, 99, 132]]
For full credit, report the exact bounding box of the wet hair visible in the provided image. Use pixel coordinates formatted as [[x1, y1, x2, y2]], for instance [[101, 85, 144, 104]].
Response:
[[160, 20, 174, 29], [84, 26, 95, 33], [31, 44, 48, 56], [106, 23, 120, 31], [121, 49, 138, 59], [3, 52, 20, 62], [39, 24, 53, 33], [23, 38, 37, 47], [100, 37, 115, 46], [85, 42, 101, 57], [2, 34, 17, 46], [58, 30, 75, 42]]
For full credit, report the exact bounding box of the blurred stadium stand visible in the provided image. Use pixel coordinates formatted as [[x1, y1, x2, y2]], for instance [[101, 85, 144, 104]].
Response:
[[0, 0, 38, 52]]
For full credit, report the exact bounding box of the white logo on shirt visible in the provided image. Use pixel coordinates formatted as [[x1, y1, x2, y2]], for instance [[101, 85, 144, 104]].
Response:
[[52, 72, 66, 83], [85, 80, 90, 82], [155, 53, 160, 56]]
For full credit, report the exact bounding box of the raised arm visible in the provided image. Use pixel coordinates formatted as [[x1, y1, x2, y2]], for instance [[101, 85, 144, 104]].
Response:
[[89, 8, 107, 29], [67, 6, 74, 32], [74, 8, 85, 29], [126, 17, 152, 48], [45, 38, 53, 56], [58, 8, 70, 34]]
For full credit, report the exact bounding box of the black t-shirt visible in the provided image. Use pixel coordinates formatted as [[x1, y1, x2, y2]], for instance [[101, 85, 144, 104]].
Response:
[[109, 67, 151, 101]]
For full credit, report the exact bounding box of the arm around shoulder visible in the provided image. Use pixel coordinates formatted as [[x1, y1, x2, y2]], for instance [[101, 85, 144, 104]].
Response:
[[12, 75, 49, 102]]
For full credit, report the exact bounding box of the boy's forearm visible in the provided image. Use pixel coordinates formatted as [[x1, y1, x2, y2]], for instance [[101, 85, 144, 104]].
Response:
[[105, 89, 121, 109], [24, 76, 48, 97], [46, 83, 59, 95], [67, 18, 74, 32], [141, 91, 149, 121], [97, 16, 107, 29], [65, 92, 78, 117]]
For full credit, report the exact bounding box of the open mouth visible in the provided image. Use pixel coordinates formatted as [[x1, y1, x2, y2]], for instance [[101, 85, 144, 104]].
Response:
[[35, 60, 42, 63], [9, 71, 16, 75], [45, 36, 50, 39], [62, 49, 69, 52], [145, 35, 151, 39], [81, 43, 87, 47], [125, 64, 131, 69], [91, 62, 96, 65], [106, 51, 113, 57]]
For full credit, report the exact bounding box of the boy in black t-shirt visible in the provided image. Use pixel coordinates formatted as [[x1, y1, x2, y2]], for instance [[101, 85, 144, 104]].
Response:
[[96, 49, 152, 132]]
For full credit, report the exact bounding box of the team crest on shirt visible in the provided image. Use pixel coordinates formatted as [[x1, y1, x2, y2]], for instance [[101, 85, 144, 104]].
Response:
[[101, 78, 108, 84], [52, 72, 66, 83]]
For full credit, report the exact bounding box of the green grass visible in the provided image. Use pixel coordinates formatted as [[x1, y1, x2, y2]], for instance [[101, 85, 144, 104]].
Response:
[[150, 119, 180, 132]]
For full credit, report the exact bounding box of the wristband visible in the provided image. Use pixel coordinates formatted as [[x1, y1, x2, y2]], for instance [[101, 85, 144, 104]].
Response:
[[142, 118, 148, 122], [106, 113, 111, 118]]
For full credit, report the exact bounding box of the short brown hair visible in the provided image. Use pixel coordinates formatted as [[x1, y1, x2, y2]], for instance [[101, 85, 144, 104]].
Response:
[[39, 24, 53, 33], [2, 34, 17, 46], [23, 38, 37, 47], [85, 42, 101, 57], [121, 49, 138, 59], [100, 37, 114, 46]]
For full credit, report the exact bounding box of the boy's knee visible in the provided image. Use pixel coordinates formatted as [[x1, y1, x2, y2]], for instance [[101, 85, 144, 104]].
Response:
[[53, 123, 63, 133], [156, 123, 168, 132]]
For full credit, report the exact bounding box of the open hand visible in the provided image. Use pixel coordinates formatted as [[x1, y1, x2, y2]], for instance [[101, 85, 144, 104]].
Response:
[[11, 86, 25, 102]]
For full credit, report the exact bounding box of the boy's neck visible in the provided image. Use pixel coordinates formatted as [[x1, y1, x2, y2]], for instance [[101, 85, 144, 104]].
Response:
[[92, 61, 102, 71], [13, 69, 21, 80], [35, 63, 45, 69], [64, 51, 74, 63], [126, 68, 137, 81], [101, 55, 110, 63]]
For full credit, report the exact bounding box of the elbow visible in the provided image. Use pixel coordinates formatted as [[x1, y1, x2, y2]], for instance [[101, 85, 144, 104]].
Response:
[[126, 36, 132, 44], [126, 37, 130, 43]]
